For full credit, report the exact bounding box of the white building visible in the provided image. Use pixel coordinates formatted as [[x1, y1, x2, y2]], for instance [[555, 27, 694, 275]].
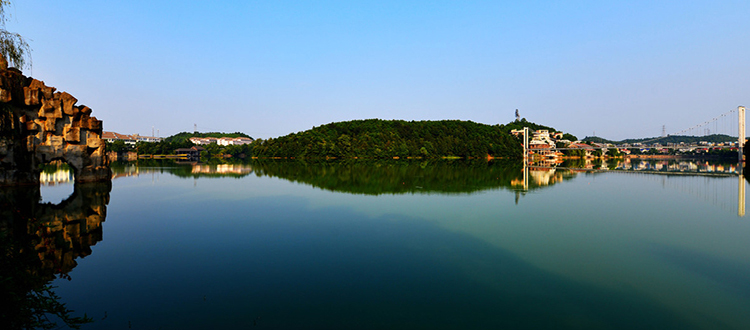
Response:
[[217, 137, 254, 146]]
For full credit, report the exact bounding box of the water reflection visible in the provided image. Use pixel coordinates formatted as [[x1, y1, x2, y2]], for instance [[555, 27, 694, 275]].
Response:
[[111, 160, 254, 179], [550, 158, 741, 175], [0, 182, 111, 329], [39, 165, 75, 185]]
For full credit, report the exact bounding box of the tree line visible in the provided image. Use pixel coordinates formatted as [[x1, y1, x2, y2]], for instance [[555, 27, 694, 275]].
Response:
[[247, 119, 522, 159], [109, 119, 560, 159]]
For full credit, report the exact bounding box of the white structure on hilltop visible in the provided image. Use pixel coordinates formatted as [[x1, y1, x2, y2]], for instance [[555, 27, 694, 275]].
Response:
[[189, 136, 254, 146], [217, 137, 254, 146]]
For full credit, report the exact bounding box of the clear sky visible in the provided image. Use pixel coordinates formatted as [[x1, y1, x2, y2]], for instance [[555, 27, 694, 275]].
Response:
[[8, 0, 750, 140]]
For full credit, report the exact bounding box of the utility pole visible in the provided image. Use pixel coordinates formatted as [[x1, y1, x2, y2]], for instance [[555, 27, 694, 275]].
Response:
[[194, 123, 197, 133], [523, 127, 529, 191], [523, 127, 529, 162], [739, 106, 745, 165]]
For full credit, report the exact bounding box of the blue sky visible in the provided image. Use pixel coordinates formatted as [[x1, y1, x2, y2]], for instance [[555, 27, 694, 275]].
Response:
[[8, 0, 750, 140]]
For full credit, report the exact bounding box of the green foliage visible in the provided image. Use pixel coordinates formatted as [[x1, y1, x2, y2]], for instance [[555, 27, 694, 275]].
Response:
[[250, 119, 523, 159], [608, 148, 622, 157], [562, 133, 578, 141], [104, 140, 130, 153], [135, 139, 193, 155], [249, 159, 546, 195], [562, 148, 586, 157], [0, 1, 31, 69], [163, 131, 252, 143]]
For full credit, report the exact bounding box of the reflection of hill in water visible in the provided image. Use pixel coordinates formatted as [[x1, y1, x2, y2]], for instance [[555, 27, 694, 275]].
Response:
[[111, 160, 254, 179], [111, 159, 582, 194], [0, 182, 110, 328], [251, 160, 579, 195]]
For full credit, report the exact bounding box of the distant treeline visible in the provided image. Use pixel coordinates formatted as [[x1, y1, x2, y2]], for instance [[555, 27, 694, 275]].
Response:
[[106, 132, 254, 155], [250, 119, 523, 159], [113, 119, 590, 159], [583, 134, 737, 145], [163, 132, 252, 143]]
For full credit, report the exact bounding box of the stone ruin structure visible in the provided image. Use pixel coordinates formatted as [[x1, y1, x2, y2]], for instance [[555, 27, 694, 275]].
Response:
[[0, 59, 110, 185]]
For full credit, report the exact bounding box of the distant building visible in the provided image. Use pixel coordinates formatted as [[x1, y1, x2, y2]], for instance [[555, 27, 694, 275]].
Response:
[[189, 136, 254, 146], [175, 146, 206, 160], [103, 131, 162, 144], [189, 137, 218, 145], [103, 131, 137, 145], [135, 134, 162, 143], [217, 137, 254, 146]]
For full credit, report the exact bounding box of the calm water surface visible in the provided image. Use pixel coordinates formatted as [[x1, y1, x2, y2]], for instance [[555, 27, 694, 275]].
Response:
[[11, 160, 750, 329]]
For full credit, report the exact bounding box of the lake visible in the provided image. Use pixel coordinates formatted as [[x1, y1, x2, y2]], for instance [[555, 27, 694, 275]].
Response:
[[3, 159, 750, 329]]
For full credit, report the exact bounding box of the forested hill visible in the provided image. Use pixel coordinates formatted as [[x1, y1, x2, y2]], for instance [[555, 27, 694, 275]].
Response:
[[251, 119, 522, 159], [164, 131, 252, 143]]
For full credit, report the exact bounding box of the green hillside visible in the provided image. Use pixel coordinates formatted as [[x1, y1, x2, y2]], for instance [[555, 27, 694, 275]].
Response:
[[163, 131, 252, 143], [249, 119, 522, 159]]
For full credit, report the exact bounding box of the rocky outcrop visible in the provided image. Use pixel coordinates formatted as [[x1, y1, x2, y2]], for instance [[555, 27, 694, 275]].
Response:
[[0, 65, 110, 185]]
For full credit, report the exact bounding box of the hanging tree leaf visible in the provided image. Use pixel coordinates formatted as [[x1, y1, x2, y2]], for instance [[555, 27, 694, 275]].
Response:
[[0, 0, 31, 69]]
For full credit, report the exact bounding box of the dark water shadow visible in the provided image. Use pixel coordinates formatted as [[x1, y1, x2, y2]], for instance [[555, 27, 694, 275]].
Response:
[[648, 242, 750, 301], [111, 194, 705, 330], [0, 182, 111, 329]]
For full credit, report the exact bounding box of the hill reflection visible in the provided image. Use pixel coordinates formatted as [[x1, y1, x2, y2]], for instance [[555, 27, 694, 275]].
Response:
[[0, 182, 110, 328], [250, 160, 577, 195]]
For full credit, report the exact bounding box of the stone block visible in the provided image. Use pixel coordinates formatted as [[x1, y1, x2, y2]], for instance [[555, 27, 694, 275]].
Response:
[[80, 106, 91, 116], [0, 88, 10, 102], [78, 115, 91, 129], [29, 79, 46, 89], [43, 118, 56, 132], [61, 92, 78, 115], [39, 98, 62, 119], [49, 135, 64, 150], [86, 134, 103, 149], [89, 118, 102, 131], [41, 86, 56, 99], [64, 127, 80, 143], [36, 144, 53, 154], [23, 86, 39, 106], [26, 136, 37, 151], [25, 120, 38, 131], [64, 144, 86, 157]]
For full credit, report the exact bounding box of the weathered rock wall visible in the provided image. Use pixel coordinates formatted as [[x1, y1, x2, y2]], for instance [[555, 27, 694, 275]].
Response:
[[0, 65, 110, 184]]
